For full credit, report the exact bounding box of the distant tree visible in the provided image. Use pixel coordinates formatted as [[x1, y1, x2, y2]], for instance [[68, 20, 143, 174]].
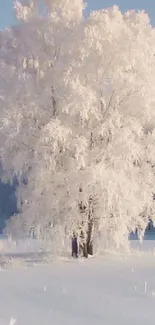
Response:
[[0, 165, 18, 231], [1, 1, 155, 254]]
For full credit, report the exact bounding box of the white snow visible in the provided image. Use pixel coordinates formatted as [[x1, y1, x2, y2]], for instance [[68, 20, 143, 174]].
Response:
[[0, 235, 155, 324], [0, 235, 49, 255]]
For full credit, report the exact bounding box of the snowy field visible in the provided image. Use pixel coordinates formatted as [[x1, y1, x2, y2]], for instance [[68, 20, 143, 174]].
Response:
[[0, 235, 155, 325]]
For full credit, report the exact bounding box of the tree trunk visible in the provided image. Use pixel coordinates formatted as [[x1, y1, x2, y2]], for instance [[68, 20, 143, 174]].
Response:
[[71, 234, 78, 258], [76, 190, 95, 258], [86, 196, 94, 256], [87, 242, 93, 255], [79, 229, 88, 258], [87, 218, 94, 255], [83, 242, 88, 258]]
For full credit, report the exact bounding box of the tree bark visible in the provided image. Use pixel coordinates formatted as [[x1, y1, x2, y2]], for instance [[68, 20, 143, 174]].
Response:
[[86, 218, 94, 255], [71, 233, 78, 258], [83, 242, 88, 258], [76, 190, 95, 258], [86, 196, 94, 256]]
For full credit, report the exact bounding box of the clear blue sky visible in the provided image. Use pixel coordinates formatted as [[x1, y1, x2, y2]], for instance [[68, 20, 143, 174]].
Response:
[[0, 0, 155, 29]]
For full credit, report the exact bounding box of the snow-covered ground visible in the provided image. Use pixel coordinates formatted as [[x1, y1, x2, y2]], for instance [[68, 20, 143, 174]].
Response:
[[0, 234, 155, 325]]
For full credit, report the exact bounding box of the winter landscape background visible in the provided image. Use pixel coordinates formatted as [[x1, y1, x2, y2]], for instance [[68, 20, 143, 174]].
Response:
[[1, 0, 155, 324], [1, 232, 155, 325]]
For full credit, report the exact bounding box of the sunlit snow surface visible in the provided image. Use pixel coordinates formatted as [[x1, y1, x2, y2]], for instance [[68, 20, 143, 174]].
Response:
[[0, 232, 155, 325]]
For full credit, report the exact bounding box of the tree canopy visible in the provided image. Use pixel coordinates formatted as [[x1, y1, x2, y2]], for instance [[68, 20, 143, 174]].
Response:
[[1, 0, 155, 253]]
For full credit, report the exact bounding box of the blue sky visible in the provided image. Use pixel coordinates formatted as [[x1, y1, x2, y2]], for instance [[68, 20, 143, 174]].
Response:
[[0, 0, 154, 29]]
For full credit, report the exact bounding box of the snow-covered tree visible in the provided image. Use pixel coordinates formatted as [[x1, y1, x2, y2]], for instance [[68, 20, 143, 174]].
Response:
[[1, 1, 155, 254]]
